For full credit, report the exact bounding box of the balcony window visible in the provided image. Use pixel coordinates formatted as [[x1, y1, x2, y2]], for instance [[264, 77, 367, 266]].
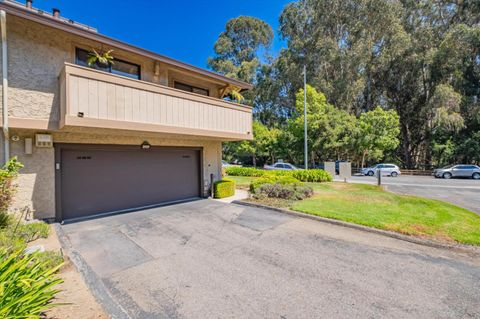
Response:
[[174, 81, 209, 96], [75, 48, 141, 80]]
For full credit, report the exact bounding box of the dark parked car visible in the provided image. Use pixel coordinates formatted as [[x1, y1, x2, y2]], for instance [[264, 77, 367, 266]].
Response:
[[433, 164, 480, 179]]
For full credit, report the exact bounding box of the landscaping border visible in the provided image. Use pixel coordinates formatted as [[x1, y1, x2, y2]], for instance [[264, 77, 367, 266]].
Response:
[[232, 200, 480, 253], [54, 223, 132, 319]]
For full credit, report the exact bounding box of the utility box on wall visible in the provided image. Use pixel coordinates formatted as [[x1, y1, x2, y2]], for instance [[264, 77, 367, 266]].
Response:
[[35, 134, 53, 148], [324, 162, 336, 177], [339, 162, 352, 179]]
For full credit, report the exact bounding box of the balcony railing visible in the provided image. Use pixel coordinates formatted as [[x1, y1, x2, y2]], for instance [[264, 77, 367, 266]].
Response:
[[59, 63, 253, 140]]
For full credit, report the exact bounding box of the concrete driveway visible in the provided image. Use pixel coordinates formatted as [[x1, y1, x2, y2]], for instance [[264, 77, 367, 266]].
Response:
[[60, 200, 480, 319]]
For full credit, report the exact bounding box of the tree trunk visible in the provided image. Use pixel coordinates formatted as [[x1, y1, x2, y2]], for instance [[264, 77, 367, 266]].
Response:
[[252, 156, 256, 168], [361, 150, 367, 169], [401, 122, 414, 169]]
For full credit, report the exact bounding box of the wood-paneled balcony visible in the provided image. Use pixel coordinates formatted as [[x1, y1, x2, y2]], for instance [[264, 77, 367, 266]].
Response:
[[59, 63, 253, 140]]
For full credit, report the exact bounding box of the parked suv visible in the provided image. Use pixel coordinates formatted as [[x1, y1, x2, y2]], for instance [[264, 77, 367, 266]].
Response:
[[361, 164, 401, 177], [433, 164, 480, 179]]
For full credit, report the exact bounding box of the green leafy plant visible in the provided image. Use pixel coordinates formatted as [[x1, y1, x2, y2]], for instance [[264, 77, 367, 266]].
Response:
[[0, 250, 63, 318], [0, 211, 50, 255], [214, 179, 236, 198], [225, 166, 267, 177], [253, 183, 313, 200], [250, 175, 302, 192], [220, 85, 245, 103], [12, 221, 50, 244], [0, 157, 24, 226], [33, 251, 64, 273], [290, 169, 333, 183], [226, 166, 332, 183], [87, 48, 114, 66]]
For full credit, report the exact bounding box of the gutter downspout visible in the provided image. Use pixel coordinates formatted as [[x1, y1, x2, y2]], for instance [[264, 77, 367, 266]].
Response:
[[0, 10, 8, 165]]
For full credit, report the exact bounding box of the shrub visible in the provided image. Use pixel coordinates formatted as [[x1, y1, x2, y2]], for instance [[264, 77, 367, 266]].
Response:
[[0, 250, 63, 318], [250, 175, 302, 193], [290, 169, 332, 182], [225, 166, 266, 177], [225, 166, 332, 183], [0, 232, 26, 254], [34, 251, 64, 272], [249, 174, 314, 201], [214, 179, 235, 198], [11, 221, 50, 244], [0, 218, 50, 254], [0, 157, 23, 215], [253, 183, 314, 200]]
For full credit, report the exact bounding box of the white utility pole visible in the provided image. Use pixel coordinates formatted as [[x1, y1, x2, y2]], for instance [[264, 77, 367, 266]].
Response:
[[303, 64, 308, 169]]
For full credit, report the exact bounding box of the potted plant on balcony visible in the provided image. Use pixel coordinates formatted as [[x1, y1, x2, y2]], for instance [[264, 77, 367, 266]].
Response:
[[87, 48, 115, 67], [220, 85, 245, 103]]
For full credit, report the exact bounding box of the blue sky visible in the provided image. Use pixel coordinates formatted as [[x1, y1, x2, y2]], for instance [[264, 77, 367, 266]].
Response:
[[33, 0, 291, 69]]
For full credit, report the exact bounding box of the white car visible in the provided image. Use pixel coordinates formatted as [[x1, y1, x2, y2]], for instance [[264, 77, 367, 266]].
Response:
[[362, 163, 401, 177], [221, 160, 232, 168], [264, 162, 298, 170]]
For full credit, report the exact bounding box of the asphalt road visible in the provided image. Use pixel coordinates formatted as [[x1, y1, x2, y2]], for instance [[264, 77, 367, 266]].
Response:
[[340, 175, 480, 214], [61, 200, 480, 319]]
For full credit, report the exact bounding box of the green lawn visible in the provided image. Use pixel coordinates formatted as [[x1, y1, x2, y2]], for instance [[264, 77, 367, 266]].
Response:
[[292, 183, 480, 245], [226, 175, 257, 188], [226, 175, 480, 245]]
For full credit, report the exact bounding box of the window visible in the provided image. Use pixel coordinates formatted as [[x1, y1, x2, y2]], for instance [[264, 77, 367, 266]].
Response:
[[274, 163, 285, 168], [75, 48, 141, 80], [174, 81, 209, 96]]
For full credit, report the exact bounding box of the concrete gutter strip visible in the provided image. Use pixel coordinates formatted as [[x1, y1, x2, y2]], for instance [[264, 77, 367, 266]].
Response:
[[54, 224, 132, 319], [232, 200, 480, 254]]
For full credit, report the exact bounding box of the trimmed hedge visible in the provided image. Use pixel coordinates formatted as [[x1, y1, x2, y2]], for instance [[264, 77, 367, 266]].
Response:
[[225, 166, 332, 183], [224, 166, 266, 177], [290, 169, 332, 182], [214, 179, 235, 199]]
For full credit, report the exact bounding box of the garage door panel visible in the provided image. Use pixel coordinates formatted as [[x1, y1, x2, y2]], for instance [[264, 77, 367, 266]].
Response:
[[60, 146, 201, 220]]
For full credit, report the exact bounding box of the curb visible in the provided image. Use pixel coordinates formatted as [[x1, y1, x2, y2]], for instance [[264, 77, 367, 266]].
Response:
[[232, 200, 480, 253], [53, 224, 132, 319]]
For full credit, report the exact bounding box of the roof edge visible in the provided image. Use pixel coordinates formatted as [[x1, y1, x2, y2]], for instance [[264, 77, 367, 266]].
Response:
[[0, 1, 254, 90]]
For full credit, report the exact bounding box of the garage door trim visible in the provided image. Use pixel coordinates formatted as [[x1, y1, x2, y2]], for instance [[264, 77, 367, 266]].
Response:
[[54, 143, 204, 222]]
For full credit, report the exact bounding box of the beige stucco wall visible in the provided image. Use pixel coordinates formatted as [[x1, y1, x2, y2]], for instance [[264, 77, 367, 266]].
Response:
[[0, 15, 223, 122], [4, 129, 222, 220], [0, 14, 233, 220]]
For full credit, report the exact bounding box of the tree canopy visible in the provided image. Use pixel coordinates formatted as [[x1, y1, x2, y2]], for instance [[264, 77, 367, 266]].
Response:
[[210, 1, 480, 168]]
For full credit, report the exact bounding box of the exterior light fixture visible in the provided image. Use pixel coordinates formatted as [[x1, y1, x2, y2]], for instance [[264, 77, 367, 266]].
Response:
[[141, 141, 151, 150]]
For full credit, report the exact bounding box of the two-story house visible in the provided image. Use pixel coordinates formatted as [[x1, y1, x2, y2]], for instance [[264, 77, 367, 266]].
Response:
[[0, 0, 253, 222]]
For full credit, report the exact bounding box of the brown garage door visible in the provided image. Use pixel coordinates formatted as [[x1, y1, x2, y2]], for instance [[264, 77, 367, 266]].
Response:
[[58, 145, 201, 221]]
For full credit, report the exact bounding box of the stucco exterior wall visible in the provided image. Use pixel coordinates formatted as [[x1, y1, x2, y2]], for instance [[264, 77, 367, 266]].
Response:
[[0, 15, 222, 122], [0, 14, 230, 220], [5, 129, 222, 220]]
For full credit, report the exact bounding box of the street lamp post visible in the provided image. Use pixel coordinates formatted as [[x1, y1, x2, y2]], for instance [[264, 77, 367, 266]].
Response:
[[303, 64, 308, 170]]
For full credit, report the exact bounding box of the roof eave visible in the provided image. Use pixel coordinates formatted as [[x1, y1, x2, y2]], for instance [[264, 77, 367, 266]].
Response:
[[0, 1, 254, 90]]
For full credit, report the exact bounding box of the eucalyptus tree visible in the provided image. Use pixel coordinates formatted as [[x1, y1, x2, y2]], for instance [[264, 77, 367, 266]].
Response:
[[208, 16, 273, 84]]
